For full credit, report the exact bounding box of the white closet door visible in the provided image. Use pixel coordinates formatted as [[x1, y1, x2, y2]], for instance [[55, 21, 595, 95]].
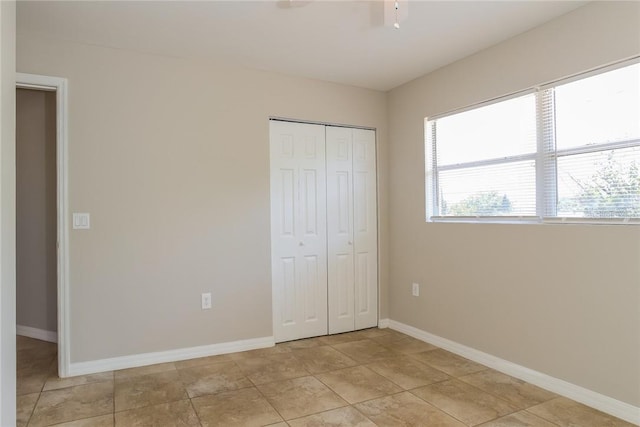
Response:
[[352, 129, 378, 330], [326, 126, 355, 334], [270, 121, 328, 342]]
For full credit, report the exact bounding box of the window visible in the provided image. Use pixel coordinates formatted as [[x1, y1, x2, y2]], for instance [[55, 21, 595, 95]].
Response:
[[426, 60, 640, 223]]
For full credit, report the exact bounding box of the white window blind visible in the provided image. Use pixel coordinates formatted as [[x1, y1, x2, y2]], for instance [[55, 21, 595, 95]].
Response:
[[426, 59, 640, 224], [427, 93, 538, 219], [553, 64, 640, 219]]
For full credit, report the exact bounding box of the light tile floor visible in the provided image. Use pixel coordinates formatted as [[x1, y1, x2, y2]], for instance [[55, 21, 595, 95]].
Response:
[[16, 330, 636, 427]]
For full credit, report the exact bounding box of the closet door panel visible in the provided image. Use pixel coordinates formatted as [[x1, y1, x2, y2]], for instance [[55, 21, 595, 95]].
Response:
[[270, 121, 328, 342], [335, 253, 353, 319], [326, 126, 356, 334], [302, 255, 321, 321], [279, 169, 297, 238], [281, 257, 297, 325], [298, 131, 328, 334], [355, 252, 371, 318], [353, 129, 378, 330]]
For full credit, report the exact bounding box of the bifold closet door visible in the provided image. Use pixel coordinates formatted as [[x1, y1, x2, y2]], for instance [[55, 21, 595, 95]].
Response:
[[326, 127, 378, 334], [270, 121, 328, 342]]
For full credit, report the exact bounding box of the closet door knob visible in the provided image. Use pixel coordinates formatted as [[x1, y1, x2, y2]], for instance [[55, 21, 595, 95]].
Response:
[[299, 242, 304, 246], [348, 241, 353, 245]]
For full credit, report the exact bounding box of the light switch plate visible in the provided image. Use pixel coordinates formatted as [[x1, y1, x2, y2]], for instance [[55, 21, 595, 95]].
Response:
[[201, 293, 212, 310], [412, 282, 420, 297], [73, 213, 90, 229]]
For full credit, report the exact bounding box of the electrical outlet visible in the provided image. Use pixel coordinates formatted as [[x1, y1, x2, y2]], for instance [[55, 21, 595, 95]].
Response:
[[412, 283, 420, 297], [201, 293, 212, 310]]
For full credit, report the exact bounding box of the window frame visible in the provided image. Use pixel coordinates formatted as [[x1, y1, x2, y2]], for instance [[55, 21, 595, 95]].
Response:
[[425, 57, 640, 225]]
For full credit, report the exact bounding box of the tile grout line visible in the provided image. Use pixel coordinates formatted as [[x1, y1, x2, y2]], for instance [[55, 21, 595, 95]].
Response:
[[314, 347, 534, 427], [405, 392, 476, 427], [112, 370, 115, 424], [247, 348, 371, 424], [23, 391, 42, 427], [349, 405, 377, 426], [401, 371, 564, 427], [522, 400, 570, 427], [252, 379, 288, 424], [187, 397, 203, 427], [400, 369, 528, 426], [454, 372, 562, 415], [22, 349, 56, 426], [500, 407, 562, 427]]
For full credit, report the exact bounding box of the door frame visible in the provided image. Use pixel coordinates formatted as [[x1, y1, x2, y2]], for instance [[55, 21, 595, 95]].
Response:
[[16, 73, 70, 377], [268, 118, 380, 340]]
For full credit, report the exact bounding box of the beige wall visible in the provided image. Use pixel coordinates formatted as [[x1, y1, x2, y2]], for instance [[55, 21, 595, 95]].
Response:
[[16, 88, 57, 333], [387, 1, 640, 407], [16, 32, 389, 363], [1, 1, 17, 425]]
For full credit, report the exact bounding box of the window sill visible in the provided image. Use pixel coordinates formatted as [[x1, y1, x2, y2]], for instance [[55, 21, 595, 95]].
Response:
[[428, 216, 640, 225]]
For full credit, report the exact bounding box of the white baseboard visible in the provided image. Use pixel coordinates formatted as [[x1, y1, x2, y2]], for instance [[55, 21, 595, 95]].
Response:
[[388, 320, 640, 426], [68, 335, 275, 377], [17, 325, 58, 343], [378, 318, 390, 328]]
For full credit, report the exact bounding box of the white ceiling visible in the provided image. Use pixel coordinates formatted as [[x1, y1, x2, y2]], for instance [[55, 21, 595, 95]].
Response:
[[17, 1, 587, 91]]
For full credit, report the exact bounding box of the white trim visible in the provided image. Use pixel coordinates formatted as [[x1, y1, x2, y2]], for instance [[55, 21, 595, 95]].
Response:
[[437, 152, 537, 171], [555, 138, 640, 157], [16, 325, 57, 343], [378, 318, 389, 328], [543, 217, 640, 226], [429, 216, 640, 226], [269, 117, 375, 131], [16, 73, 70, 377], [68, 336, 275, 376], [387, 320, 640, 425], [430, 216, 543, 225]]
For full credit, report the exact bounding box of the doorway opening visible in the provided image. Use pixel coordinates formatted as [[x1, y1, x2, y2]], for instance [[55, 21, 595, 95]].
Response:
[[15, 74, 69, 384], [16, 87, 58, 392]]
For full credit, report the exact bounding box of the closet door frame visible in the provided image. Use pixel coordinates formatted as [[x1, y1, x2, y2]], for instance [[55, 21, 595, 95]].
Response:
[[269, 118, 380, 343]]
